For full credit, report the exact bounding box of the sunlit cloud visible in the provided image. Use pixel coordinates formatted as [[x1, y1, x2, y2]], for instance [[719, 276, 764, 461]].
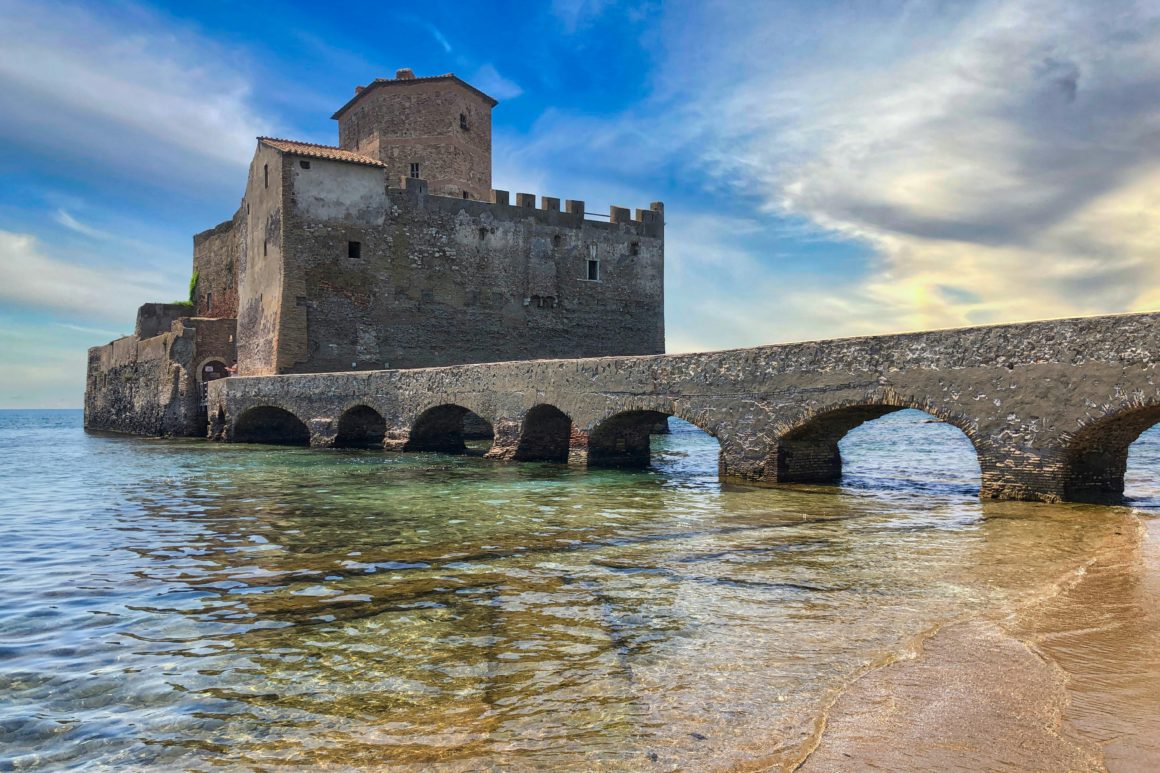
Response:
[[656, 0, 1160, 336]]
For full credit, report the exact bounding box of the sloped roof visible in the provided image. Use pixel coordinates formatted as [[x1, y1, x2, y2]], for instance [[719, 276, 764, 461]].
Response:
[[331, 73, 498, 120], [257, 137, 386, 168]]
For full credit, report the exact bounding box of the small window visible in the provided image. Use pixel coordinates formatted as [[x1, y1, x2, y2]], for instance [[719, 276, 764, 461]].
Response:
[[463, 190, 470, 199], [348, 240, 362, 259], [587, 259, 600, 281], [410, 162, 420, 179], [478, 227, 488, 240], [299, 159, 311, 169], [263, 163, 268, 188], [263, 239, 268, 256], [460, 112, 469, 130], [630, 241, 640, 256], [553, 234, 562, 248], [205, 292, 213, 312]]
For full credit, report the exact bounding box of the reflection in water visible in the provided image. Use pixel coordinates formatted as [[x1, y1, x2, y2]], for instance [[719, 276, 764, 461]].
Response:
[[0, 410, 1156, 770]]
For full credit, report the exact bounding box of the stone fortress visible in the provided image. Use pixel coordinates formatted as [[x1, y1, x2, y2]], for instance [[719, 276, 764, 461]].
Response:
[[86, 70, 1160, 505], [85, 69, 665, 436]]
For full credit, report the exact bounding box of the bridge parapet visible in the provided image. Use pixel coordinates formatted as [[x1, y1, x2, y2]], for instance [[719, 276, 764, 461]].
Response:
[[207, 311, 1160, 503]]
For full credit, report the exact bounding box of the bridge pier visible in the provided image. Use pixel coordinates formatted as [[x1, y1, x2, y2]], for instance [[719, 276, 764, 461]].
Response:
[[588, 432, 652, 467], [767, 440, 843, 484], [484, 419, 520, 461]]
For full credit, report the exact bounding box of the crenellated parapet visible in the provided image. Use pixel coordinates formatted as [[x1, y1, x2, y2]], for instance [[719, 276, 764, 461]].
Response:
[[477, 188, 663, 238]]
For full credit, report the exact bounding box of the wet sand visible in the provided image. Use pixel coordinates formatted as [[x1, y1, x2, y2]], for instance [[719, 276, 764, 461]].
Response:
[[798, 514, 1160, 772]]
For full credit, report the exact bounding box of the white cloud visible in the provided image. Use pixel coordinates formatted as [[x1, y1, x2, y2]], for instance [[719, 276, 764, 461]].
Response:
[[551, 0, 617, 34], [472, 64, 523, 101], [0, 0, 268, 187], [426, 22, 452, 53], [53, 210, 113, 240], [0, 230, 179, 323]]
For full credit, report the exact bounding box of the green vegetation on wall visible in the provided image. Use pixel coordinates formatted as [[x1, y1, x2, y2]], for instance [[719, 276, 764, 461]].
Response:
[[171, 270, 199, 307]]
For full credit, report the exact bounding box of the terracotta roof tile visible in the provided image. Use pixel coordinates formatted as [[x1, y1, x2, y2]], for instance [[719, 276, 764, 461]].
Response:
[[258, 137, 385, 168]]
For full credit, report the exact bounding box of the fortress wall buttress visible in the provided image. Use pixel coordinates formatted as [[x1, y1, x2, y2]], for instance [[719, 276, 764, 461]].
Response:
[[234, 143, 288, 376]]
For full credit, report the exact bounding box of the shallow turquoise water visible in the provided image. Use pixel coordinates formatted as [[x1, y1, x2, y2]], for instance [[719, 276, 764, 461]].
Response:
[[0, 409, 1156, 769]]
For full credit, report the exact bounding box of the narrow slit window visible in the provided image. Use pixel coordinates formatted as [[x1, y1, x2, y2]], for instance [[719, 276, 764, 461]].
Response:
[[460, 112, 469, 130], [263, 238, 268, 256], [348, 240, 362, 259], [263, 163, 269, 188], [587, 259, 600, 281], [630, 241, 640, 256], [410, 162, 420, 179]]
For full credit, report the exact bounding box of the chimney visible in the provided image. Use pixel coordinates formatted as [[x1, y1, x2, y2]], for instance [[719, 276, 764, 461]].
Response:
[[354, 85, 364, 95], [395, 68, 416, 80]]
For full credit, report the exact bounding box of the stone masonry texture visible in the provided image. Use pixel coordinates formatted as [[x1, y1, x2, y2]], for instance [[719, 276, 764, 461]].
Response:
[[207, 311, 1160, 504]]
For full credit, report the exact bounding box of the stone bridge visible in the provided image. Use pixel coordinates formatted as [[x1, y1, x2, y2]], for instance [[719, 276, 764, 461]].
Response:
[[207, 312, 1160, 503]]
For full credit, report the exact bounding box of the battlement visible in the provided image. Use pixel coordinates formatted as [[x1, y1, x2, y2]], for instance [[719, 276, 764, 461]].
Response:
[[389, 177, 664, 238]]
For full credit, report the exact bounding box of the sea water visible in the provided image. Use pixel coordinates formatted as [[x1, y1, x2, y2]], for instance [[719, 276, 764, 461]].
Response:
[[1, 410, 1156, 770]]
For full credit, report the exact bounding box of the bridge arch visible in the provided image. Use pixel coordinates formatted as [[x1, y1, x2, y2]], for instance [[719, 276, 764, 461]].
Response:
[[587, 407, 720, 469], [1062, 402, 1160, 503], [769, 399, 982, 487], [334, 405, 387, 449], [404, 403, 494, 455], [233, 405, 311, 446], [513, 404, 573, 462]]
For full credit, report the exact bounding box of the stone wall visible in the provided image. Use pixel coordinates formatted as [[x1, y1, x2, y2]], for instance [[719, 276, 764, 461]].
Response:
[[85, 317, 237, 437], [335, 75, 494, 200], [234, 143, 287, 376], [267, 157, 663, 373], [209, 311, 1160, 504], [134, 303, 193, 339], [193, 215, 240, 318]]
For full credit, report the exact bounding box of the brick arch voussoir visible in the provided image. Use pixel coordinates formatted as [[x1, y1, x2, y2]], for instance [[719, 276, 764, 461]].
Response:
[[334, 398, 396, 428], [772, 389, 984, 450], [405, 398, 497, 431], [585, 399, 725, 441], [1058, 394, 1160, 472]]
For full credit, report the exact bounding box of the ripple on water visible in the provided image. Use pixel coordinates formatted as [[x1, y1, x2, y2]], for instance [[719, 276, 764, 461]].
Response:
[[0, 409, 1157, 770]]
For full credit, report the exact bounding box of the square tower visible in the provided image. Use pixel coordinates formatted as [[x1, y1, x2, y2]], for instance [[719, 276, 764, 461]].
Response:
[[332, 68, 496, 200]]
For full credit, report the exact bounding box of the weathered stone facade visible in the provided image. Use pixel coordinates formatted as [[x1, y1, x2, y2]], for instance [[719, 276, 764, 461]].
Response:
[[86, 313, 236, 436], [208, 311, 1160, 504], [192, 216, 240, 319], [183, 69, 663, 378], [333, 70, 495, 200], [85, 68, 665, 437]]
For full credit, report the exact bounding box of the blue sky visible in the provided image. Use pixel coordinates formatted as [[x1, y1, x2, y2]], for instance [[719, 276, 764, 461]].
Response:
[[3, 0, 1160, 407]]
